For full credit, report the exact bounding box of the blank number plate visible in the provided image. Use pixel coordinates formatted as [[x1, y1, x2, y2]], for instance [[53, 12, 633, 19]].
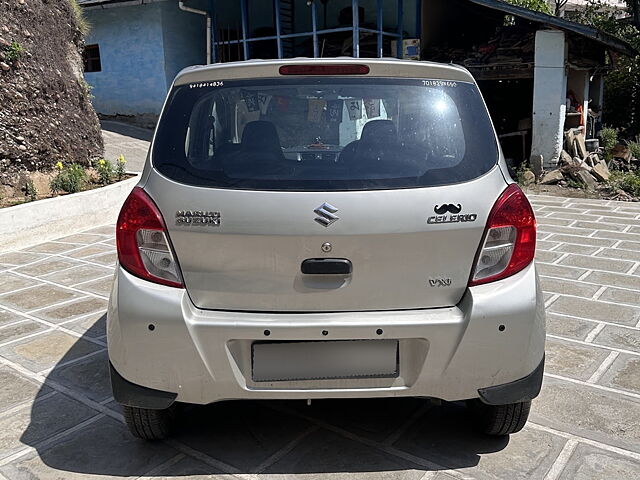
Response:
[[252, 340, 399, 382]]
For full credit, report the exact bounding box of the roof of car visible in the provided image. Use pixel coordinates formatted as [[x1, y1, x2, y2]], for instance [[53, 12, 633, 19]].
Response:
[[173, 57, 476, 87]]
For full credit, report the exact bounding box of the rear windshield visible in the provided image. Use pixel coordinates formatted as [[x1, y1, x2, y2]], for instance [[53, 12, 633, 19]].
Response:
[[152, 77, 498, 191]]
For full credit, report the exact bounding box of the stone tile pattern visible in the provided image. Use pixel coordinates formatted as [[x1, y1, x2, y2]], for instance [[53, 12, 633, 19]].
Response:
[[0, 195, 638, 479]]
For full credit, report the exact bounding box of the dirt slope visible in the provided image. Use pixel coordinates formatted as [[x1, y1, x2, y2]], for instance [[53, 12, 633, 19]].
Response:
[[0, 0, 103, 181]]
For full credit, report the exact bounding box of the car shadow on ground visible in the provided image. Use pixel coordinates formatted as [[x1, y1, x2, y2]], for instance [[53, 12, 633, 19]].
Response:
[[100, 120, 154, 142], [14, 314, 510, 478]]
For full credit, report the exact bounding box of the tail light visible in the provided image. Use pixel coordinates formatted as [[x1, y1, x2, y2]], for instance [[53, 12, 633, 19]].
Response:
[[116, 187, 184, 288], [469, 184, 536, 286]]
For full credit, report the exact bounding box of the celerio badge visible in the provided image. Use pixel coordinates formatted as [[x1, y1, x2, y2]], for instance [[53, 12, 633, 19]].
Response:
[[427, 204, 477, 225]]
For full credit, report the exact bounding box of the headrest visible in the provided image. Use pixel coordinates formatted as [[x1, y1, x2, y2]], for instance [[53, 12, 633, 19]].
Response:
[[241, 121, 282, 151], [361, 120, 397, 142]]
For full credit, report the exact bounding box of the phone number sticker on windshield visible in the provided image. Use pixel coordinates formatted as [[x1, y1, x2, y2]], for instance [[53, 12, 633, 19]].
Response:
[[422, 80, 457, 88], [189, 81, 224, 89]]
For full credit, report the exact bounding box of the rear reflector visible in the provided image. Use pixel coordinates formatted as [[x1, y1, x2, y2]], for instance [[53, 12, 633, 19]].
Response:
[[279, 64, 370, 75], [469, 184, 536, 286]]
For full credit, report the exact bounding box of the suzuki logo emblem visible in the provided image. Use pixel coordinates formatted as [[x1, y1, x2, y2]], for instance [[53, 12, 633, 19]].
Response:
[[314, 203, 339, 227]]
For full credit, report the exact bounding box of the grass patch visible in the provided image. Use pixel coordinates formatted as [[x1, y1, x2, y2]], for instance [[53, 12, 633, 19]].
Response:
[[5, 41, 24, 63], [70, 0, 91, 37], [608, 170, 640, 197]]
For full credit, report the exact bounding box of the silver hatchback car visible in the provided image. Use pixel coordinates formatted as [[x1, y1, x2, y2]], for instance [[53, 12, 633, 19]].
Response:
[[108, 58, 545, 440]]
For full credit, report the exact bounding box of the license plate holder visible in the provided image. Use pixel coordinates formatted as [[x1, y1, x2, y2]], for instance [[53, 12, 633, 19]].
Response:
[[251, 339, 399, 382]]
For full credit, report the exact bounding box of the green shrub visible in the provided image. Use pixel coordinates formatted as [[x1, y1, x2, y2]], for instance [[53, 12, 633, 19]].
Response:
[[608, 170, 640, 198], [5, 41, 24, 63], [626, 141, 640, 160], [96, 159, 113, 185], [515, 161, 530, 186], [600, 127, 618, 149], [78, 78, 94, 101], [23, 179, 37, 202], [115, 154, 127, 181], [50, 163, 87, 194], [566, 178, 585, 190], [599, 127, 618, 161]]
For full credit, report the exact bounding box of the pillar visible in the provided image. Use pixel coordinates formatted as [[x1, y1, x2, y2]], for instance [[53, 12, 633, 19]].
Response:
[[531, 30, 567, 169]]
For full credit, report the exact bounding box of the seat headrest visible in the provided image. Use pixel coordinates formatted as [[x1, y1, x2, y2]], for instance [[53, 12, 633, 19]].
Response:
[[241, 121, 282, 151], [361, 120, 397, 142]]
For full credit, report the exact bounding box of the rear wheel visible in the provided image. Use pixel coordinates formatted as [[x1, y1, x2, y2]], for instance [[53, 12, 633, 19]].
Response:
[[122, 404, 176, 440], [467, 399, 531, 436]]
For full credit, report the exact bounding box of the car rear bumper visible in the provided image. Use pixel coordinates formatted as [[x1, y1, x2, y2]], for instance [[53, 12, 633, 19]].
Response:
[[107, 263, 545, 406]]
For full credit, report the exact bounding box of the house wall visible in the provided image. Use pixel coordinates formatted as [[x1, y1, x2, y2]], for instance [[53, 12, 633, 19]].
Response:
[[531, 30, 567, 168], [84, 3, 168, 116], [160, 0, 207, 89], [84, 0, 418, 118], [84, 1, 207, 118]]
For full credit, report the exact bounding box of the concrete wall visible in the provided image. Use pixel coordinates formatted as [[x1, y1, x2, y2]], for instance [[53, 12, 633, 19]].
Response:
[[0, 176, 140, 252], [84, 1, 207, 116], [84, 3, 168, 116], [531, 29, 567, 168], [160, 0, 207, 89]]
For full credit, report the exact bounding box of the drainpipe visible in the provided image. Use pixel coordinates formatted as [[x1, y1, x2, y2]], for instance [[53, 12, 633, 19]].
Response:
[[179, 1, 212, 64]]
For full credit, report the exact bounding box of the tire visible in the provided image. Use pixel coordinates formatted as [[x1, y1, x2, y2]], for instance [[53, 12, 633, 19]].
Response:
[[122, 404, 176, 440], [467, 399, 531, 436]]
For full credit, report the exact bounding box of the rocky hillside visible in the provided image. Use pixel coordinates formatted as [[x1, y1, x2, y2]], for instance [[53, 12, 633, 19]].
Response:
[[0, 0, 102, 178]]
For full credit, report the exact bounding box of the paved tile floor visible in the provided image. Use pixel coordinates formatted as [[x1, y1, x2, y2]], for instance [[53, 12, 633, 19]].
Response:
[[0, 194, 638, 479]]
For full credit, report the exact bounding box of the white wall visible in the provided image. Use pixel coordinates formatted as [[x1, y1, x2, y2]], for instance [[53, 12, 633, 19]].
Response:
[[531, 30, 567, 168]]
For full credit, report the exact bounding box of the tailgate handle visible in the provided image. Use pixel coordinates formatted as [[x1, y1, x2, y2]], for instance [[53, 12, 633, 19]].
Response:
[[301, 258, 352, 275]]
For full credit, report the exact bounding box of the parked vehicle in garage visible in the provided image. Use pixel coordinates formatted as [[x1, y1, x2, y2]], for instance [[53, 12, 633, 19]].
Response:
[[108, 58, 545, 440]]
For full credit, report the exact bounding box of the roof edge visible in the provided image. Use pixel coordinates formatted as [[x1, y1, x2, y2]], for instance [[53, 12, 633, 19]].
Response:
[[467, 0, 637, 57], [77, 0, 166, 9]]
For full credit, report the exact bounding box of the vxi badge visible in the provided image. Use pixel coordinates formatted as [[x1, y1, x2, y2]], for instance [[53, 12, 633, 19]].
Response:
[[427, 204, 477, 225]]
